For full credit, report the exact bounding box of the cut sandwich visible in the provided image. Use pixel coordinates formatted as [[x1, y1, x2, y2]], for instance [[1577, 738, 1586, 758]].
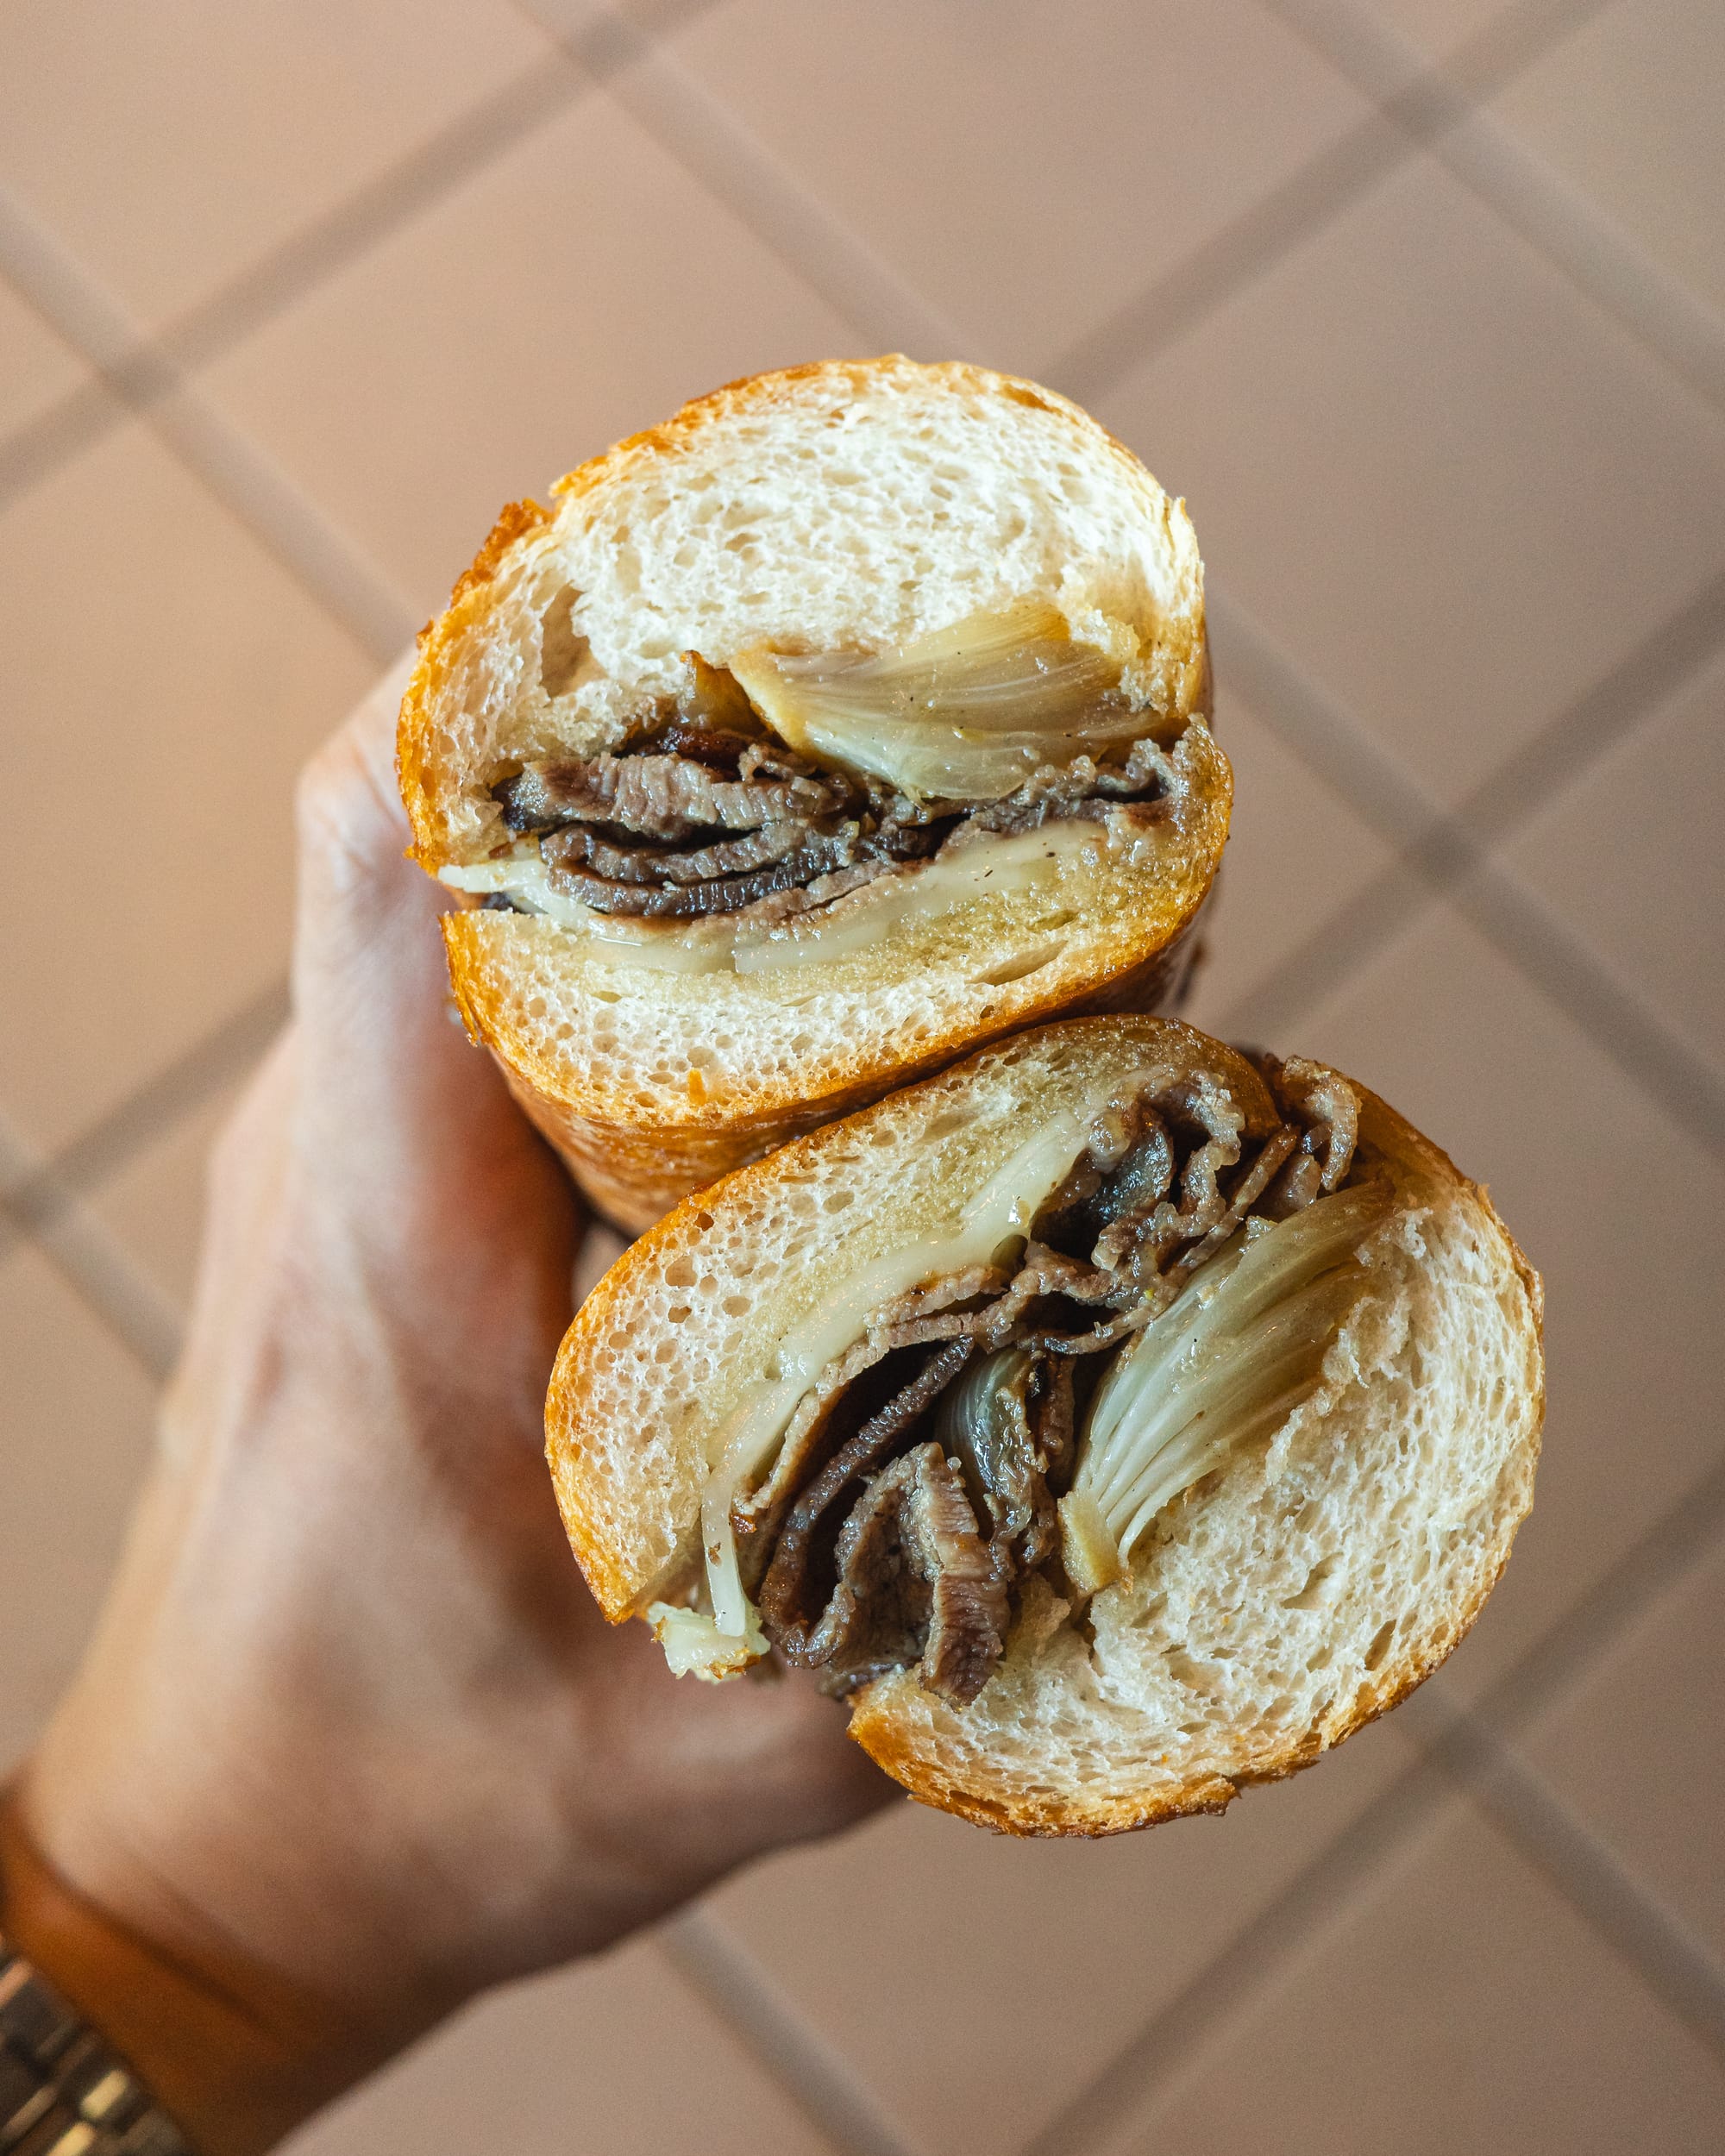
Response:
[[398, 357, 1226, 1230], [547, 1016, 1543, 1835]]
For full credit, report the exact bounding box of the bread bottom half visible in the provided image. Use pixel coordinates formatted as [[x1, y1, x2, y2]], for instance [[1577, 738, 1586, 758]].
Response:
[[546, 1018, 1544, 1833], [447, 734, 1225, 1232]]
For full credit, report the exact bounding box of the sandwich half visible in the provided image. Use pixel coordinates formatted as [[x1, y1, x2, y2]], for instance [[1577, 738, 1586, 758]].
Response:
[[399, 357, 1226, 1231], [547, 1016, 1543, 1835]]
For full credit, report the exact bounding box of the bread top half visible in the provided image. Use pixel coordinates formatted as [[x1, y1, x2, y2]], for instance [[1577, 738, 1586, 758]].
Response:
[[400, 355, 1209, 867], [394, 363, 1226, 1161], [547, 1016, 1545, 1834]]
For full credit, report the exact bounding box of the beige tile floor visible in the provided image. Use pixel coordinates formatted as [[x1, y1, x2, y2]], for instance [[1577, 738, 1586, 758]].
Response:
[[3, 0, 1722, 2149]]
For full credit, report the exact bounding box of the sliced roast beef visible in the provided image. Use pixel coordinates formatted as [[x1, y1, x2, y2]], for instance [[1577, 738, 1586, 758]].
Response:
[[555, 812, 947, 917], [742, 1063, 1368, 1706], [733, 1266, 1013, 1547], [544, 818, 819, 887], [967, 735, 1174, 837], [498, 753, 852, 842], [1255, 1053, 1364, 1218], [898, 1446, 1010, 1705], [812, 1444, 1008, 1707], [758, 1338, 976, 1658], [490, 660, 1175, 924]]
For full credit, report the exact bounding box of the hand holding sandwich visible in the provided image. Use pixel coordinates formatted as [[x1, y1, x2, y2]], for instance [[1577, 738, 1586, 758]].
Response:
[[0, 666, 888, 2156]]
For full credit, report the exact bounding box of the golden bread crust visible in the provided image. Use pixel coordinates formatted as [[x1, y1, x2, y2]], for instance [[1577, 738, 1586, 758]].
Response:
[[443, 894, 1214, 1234], [396, 495, 555, 870]]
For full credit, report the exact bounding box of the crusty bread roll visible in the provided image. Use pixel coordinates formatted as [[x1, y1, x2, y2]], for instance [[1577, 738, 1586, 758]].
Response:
[[547, 1016, 1543, 1835], [398, 358, 1226, 1231]]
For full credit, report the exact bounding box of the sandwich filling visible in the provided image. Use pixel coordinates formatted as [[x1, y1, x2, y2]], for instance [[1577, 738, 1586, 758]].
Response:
[[655, 1057, 1392, 1701], [439, 603, 1201, 968]]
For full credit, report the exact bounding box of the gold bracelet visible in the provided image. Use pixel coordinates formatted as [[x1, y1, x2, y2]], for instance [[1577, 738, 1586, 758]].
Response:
[[0, 1935, 192, 2156]]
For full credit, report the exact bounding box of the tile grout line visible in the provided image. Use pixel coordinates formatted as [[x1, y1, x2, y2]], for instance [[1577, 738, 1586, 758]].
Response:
[[512, 0, 963, 354], [0, 979, 291, 1273], [1049, 0, 1611, 403], [1450, 856, 1725, 1156], [1021, 1752, 1460, 2156], [0, 0, 730, 521], [1208, 582, 1725, 1160], [1402, 1685, 1725, 2062], [1216, 565, 1725, 1035], [0, 60, 585, 516], [1020, 1452, 1725, 2156], [1215, 558, 1725, 1044], [659, 1910, 919, 2156], [0, 1113, 183, 1382], [1261, 0, 1725, 417], [0, 184, 417, 663], [1051, 101, 1411, 407]]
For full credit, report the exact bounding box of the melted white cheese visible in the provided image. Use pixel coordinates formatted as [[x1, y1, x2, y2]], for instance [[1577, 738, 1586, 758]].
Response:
[[439, 823, 1108, 976]]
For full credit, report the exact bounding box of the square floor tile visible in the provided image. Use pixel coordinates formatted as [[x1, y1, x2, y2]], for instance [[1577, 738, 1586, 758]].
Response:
[[1181, 674, 1396, 1040], [0, 1249, 157, 1777], [286, 1934, 832, 2156], [1115, 1803, 1725, 2154], [700, 1708, 1420, 2156], [204, 91, 865, 616], [665, 0, 1374, 377], [1491, 0, 1725, 317], [0, 275, 87, 439], [1508, 639, 1725, 1080], [1521, 1529, 1725, 1965], [0, 0, 561, 331], [89, 1077, 251, 1318], [1284, 899, 1725, 1707], [0, 423, 373, 1151], [1100, 154, 1725, 806]]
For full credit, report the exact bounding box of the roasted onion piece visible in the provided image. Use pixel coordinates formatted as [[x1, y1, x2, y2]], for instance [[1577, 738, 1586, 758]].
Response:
[[1070, 1182, 1391, 1575], [729, 602, 1156, 801]]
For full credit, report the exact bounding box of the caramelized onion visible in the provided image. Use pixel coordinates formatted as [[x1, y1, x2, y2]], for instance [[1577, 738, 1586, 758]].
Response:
[[1076, 1183, 1391, 1562], [729, 602, 1152, 801]]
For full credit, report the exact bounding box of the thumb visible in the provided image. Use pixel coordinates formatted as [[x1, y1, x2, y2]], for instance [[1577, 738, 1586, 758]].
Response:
[[292, 652, 458, 1126], [289, 654, 582, 1265]]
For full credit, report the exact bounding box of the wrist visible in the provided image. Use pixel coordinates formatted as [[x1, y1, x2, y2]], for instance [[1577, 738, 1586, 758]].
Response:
[[0, 1787, 385, 2156]]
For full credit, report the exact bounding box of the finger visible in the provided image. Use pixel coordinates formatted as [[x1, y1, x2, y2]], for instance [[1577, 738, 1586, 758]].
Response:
[[290, 658, 573, 1219], [291, 653, 456, 1114]]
